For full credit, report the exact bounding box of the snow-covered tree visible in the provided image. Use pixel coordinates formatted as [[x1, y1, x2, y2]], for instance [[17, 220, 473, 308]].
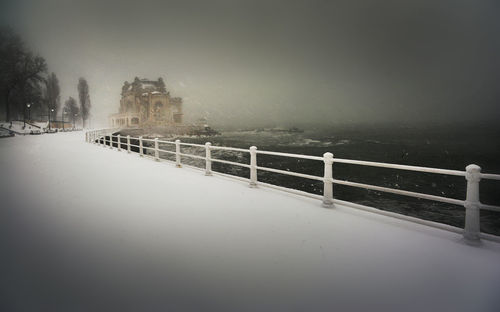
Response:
[[0, 27, 47, 121]]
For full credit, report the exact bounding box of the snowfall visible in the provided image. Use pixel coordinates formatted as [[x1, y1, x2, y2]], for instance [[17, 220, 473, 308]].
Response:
[[1, 132, 499, 312]]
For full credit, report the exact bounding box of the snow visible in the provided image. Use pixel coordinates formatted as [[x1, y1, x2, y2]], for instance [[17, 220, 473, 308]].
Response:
[[1, 132, 500, 311], [141, 82, 156, 89], [31, 121, 48, 129], [0, 130, 13, 138], [142, 90, 161, 96], [0, 120, 41, 134]]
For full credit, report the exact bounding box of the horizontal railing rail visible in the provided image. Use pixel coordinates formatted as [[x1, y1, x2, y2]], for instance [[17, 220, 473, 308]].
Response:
[[211, 158, 251, 168], [330, 178, 465, 206], [157, 140, 176, 145], [480, 173, 500, 181], [256, 166, 324, 181], [178, 142, 205, 148], [332, 158, 466, 176], [478, 203, 500, 213], [257, 150, 324, 161], [209, 145, 249, 153], [87, 129, 500, 243]]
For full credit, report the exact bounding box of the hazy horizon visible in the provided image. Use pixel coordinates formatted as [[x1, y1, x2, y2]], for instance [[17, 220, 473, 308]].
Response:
[[2, 0, 499, 128]]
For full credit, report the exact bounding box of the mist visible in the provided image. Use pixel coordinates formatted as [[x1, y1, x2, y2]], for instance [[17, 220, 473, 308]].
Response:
[[2, 0, 500, 128]]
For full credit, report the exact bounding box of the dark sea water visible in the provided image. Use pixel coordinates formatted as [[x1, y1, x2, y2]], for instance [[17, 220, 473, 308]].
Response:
[[120, 124, 500, 235]]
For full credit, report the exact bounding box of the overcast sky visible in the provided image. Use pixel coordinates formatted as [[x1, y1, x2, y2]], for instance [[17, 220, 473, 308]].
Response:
[[2, 0, 500, 127]]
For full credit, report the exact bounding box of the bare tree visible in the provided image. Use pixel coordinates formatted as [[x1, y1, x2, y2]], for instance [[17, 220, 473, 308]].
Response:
[[44, 72, 60, 120], [78, 78, 91, 128], [64, 96, 79, 127], [0, 27, 47, 121]]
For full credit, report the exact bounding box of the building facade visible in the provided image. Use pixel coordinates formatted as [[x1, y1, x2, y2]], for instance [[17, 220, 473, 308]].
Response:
[[110, 77, 183, 127]]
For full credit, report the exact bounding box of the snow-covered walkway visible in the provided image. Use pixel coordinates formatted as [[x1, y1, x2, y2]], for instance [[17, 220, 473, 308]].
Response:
[[1, 132, 499, 311]]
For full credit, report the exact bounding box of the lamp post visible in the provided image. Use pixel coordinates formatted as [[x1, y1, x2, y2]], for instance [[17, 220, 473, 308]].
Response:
[[27, 103, 31, 122], [49, 108, 54, 131], [23, 105, 27, 129], [74, 113, 77, 129]]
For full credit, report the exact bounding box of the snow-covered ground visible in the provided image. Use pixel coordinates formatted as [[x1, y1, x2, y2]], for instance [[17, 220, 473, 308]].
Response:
[[0, 120, 42, 135], [1, 132, 499, 311]]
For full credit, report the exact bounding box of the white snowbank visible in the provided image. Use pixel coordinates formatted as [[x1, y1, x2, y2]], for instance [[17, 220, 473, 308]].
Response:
[[0, 120, 41, 134], [1, 132, 499, 311]]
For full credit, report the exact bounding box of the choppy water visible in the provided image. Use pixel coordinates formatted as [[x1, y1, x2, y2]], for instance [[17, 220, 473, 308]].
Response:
[[119, 124, 500, 235]]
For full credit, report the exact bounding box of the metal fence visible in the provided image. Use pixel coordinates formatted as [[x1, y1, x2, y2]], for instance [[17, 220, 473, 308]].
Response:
[[86, 129, 500, 243]]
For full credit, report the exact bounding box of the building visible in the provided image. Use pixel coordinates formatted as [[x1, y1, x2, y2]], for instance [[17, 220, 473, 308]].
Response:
[[49, 120, 73, 129], [110, 77, 183, 127]]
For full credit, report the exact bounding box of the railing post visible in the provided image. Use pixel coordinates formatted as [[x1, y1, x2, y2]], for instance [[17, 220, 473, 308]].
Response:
[[117, 134, 121, 151], [205, 142, 212, 176], [249, 146, 257, 187], [127, 135, 131, 153], [175, 139, 182, 167], [109, 134, 113, 149], [464, 164, 481, 243], [154, 138, 159, 161], [322, 152, 334, 207], [139, 136, 144, 157]]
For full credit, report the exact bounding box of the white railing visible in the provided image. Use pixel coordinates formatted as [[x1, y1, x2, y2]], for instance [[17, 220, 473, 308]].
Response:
[[86, 130, 500, 243]]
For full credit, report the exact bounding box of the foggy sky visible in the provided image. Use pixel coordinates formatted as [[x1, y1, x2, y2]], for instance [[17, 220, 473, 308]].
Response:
[[2, 0, 500, 127]]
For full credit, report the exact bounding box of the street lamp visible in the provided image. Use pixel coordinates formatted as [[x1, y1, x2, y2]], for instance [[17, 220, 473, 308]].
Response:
[[74, 113, 78, 129], [24, 103, 32, 129], [24, 105, 27, 129], [27, 103, 31, 122], [49, 108, 54, 131]]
